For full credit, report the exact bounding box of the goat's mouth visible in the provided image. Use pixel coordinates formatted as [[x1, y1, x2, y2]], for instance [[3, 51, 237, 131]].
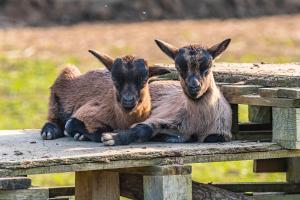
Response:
[[121, 102, 137, 112]]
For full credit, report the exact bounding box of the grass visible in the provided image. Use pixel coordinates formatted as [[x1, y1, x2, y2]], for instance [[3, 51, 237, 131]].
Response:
[[2, 15, 299, 190]]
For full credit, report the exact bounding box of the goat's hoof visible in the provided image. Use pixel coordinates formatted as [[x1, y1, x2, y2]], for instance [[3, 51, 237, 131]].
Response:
[[65, 118, 87, 138], [101, 133, 120, 146], [203, 134, 226, 143], [165, 135, 185, 143], [41, 122, 62, 140], [73, 133, 89, 141]]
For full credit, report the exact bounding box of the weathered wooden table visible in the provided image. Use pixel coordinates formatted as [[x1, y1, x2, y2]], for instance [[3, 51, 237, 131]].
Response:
[[1, 63, 300, 200]]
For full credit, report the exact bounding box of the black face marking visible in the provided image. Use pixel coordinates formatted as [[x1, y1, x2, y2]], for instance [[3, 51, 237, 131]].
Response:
[[110, 57, 149, 112]]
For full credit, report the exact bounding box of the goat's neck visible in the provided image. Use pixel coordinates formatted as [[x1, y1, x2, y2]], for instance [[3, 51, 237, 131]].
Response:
[[185, 76, 220, 114], [113, 85, 151, 128]]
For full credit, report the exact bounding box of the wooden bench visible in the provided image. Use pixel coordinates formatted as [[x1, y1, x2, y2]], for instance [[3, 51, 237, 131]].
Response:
[[1, 62, 300, 200]]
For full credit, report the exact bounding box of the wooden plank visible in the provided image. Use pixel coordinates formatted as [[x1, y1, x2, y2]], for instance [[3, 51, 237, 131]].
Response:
[[155, 63, 300, 87], [239, 123, 272, 131], [49, 187, 74, 198], [221, 85, 262, 95], [248, 106, 272, 124], [114, 165, 191, 176], [46, 182, 300, 199], [253, 158, 287, 173], [259, 88, 280, 98], [0, 177, 31, 190], [231, 104, 239, 138], [75, 171, 119, 200], [214, 182, 300, 193], [1, 130, 300, 177], [224, 94, 300, 108], [253, 193, 300, 200], [287, 157, 300, 183], [143, 174, 192, 200], [0, 187, 49, 200], [278, 88, 300, 99], [234, 130, 271, 142], [272, 108, 300, 149]]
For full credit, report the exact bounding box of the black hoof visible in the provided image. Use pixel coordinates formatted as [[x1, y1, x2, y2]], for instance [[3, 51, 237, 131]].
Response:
[[65, 118, 88, 141], [203, 134, 226, 143], [41, 122, 63, 140]]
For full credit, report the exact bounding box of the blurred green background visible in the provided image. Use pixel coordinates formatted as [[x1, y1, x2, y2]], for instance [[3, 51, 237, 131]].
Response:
[[2, 15, 300, 189]]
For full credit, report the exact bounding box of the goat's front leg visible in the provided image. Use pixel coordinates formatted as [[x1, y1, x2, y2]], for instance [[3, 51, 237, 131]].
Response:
[[65, 101, 113, 142], [101, 120, 185, 146]]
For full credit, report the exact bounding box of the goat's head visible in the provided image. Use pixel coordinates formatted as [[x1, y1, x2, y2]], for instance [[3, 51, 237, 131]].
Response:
[[89, 50, 149, 112], [155, 39, 231, 100]]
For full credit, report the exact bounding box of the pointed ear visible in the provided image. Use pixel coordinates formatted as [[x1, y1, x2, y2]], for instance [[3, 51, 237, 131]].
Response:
[[88, 50, 114, 71], [154, 39, 179, 60], [207, 38, 231, 59]]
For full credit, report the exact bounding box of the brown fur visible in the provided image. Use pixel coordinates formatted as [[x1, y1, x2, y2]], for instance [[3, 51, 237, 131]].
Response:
[[102, 39, 232, 145], [47, 64, 151, 133]]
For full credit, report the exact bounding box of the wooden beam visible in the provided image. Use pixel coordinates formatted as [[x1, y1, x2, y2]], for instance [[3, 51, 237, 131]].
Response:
[[0, 188, 49, 200], [287, 157, 300, 183], [214, 182, 300, 193], [119, 173, 250, 200], [143, 174, 192, 200], [224, 94, 300, 108], [49, 187, 74, 198], [114, 165, 191, 176], [0, 177, 31, 190], [220, 85, 262, 95], [75, 171, 119, 200], [259, 88, 280, 98], [231, 104, 239, 138], [253, 158, 287, 173], [272, 108, 300, 149], [278, 88, 300, 99], [154, 63, 300, 87]]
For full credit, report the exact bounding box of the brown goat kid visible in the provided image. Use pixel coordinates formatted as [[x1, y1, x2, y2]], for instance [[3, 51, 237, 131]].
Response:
[[41, 51, 168, 141], [101, 39, 232, 145]]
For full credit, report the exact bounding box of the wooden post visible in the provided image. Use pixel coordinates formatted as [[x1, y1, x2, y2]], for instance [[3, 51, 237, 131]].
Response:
[[272, 108, 300, 149], [75, 170, 119, 200], [144, 174, 192, 200], [231, 104, 239, 139], [287, 157, 300, 183], [138, 165, 192, 200]]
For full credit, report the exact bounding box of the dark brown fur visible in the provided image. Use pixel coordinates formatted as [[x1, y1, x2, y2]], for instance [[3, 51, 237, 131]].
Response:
[[41, 51, 161, 141]]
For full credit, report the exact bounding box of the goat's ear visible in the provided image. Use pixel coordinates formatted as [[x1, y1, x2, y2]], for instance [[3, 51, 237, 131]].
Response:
[[88, 50, 114, 71], [207, 38, 231, 59], [154, 39, 179, 60]]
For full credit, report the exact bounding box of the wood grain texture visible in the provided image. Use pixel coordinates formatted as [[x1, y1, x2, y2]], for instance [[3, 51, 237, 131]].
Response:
[[154, 63, 300, 87], [272, 108, 300, 149], [220, 85, 262, 95], [287, 157, 300, 183], [0, 187, 49, 200], [0, 177, 31, 190], [259, 88, 281, 98], [143, 174, 192, 200], [1, 130, 300, 177], [278, 88, 300, 99], [75, 171, 119, 200]]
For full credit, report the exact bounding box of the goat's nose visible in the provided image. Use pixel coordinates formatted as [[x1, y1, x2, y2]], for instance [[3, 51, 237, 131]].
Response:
[[123, 95, 135, 103], [188, 79, 200, 90]]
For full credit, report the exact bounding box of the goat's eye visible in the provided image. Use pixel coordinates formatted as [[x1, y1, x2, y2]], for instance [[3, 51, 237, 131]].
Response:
[[200, 67, 210, 76]]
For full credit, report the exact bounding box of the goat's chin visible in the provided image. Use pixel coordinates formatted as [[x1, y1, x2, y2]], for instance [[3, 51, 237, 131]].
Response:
[[120, 104, 138, 113], [184, 90, 206, 101]]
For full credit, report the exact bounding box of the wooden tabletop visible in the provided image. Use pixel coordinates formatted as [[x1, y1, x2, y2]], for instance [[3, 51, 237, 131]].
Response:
[[0, 130, 300, 177], [154, 63, 300, 87]]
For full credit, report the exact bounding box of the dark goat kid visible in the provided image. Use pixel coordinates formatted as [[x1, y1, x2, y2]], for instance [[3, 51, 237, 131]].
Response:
[[102, 39, 232, 145], [41, 51, 168, 142]]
